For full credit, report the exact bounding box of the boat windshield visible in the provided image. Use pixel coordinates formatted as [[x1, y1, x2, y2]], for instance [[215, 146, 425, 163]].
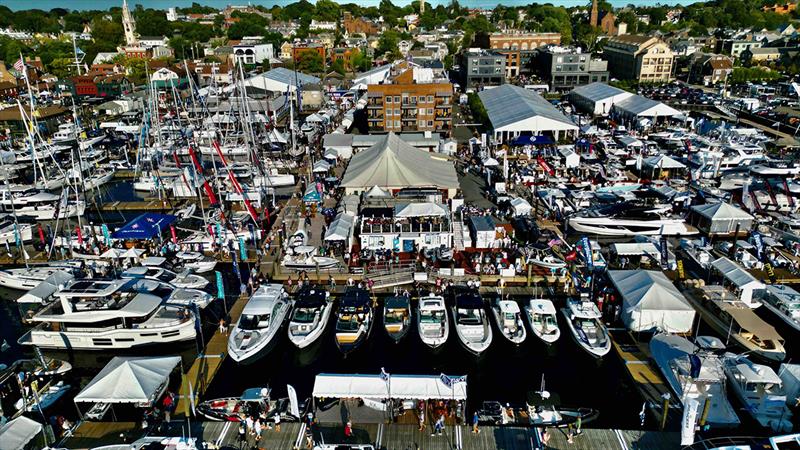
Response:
[[156, 272, 176, 283], [336, 314, 364, 332], [385, 310, 405, 324], [239, 314, 270, 330], [292, 307, 317, 323], [457, 308, 482, 325], [420, 311, 442, 323]]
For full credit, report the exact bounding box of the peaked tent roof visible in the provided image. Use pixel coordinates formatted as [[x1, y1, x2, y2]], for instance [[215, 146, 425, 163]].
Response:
[[570, 82, 633, 102], [613, 95, 681, 117], [478, 84, 577, 131], [0, 416, 42, 450], [691, 202, 754, 221], [643, 154, 686, 169], [341, 133, 459, 190], [711, 257, 764, 290], [608, 270, 694, 313], [74, 356, 181, 404]]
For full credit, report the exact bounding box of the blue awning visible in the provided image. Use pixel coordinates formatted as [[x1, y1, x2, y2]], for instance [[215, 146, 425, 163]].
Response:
[[511, 135, 554, 146], [111, 213, 176, 240]]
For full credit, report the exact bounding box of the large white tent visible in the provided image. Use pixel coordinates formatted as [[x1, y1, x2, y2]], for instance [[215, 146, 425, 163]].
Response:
[[711, 257, 765, 305], [313, 373, 467, 400], [568, 82, 634, 116], [324, 213, 355, 246], [690, 202, 754, 236], [478, 84, 578, 143], [225, 67, 319, 94], [612, 95, 681, 120], [340, 133, 459, 196], [394, 202, 448, 217], [0, 417, 42, 450], [608, 270, 696, 333], [74, 356, 181, 404]]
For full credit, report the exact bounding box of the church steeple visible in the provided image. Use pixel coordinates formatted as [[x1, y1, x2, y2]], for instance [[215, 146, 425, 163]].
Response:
[[590, 0, 599, 27], [122, 0, 138, 46]]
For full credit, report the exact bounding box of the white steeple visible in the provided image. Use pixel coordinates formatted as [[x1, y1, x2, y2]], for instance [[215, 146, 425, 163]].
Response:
[[122, 0, 138, 46]]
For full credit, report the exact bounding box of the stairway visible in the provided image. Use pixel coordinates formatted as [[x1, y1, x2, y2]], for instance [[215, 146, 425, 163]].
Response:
[[453, 220, 465, 251]]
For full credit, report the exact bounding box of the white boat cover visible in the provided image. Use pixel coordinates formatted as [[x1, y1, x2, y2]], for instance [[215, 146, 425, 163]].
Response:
[[0, 416, 42, 450], [609, 242, 660, 258], [313, 373, 466, 400], [74, 356, 181, 404], [510, 197, 532, 216], [340, 133, 459, 191], [394, 202, 448, 218], [608, 270, 696, 333]]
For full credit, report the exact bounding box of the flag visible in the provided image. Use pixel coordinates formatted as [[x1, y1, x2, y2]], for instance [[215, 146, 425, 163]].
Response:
[[287, 385, 300, 418], [215, 271, 224, 300], [239, 237, 247, 261], [187, 380, 196, 416], [101, 224, 111, 246], [13, 57, 24, 73], [380, 367, 390, 382]]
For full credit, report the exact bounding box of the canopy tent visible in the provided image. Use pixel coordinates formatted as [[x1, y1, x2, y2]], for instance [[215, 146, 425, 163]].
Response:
[[324, 213, 355, 242], [608, 270, 696, 333], [112, 213, 176, 240], [340, 133, 459, 196], [365, 185, 391, 198], [643, 155, 686, 169], [510, 197, 532, 216], [74, 356, 181, 404], [478, 84, 577, 143], [690, 202, 754, 236], [512, 135, 554, 146], [711, 257, 765, 305], [313, 373, 467, 401], [612, 95, 681, 119], [609, 242, 660, 258], [568, 82, 634, 116], [303, 186, 322, 204], [0, 416, 42, 450], [394, 202, 448, 218], [312, 159, 332, 173]]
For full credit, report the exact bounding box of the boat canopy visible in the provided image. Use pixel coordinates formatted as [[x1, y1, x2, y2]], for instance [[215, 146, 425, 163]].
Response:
[[498, 301, 520, 314], [385, 296, 410, 309], [74, 356, 180, 404], [313, 373, 467, 400], [528, 299, 556, 315], [0, 416, 42, 450], [240, 387, 270, 402], [456, 293, 484, 309], [296, 287, 328, 308], [341, 289, 371, 310]]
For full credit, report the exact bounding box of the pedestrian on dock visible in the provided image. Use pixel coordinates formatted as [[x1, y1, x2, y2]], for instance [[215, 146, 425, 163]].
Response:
[[344, 420, 352, 439], [472, 411, 480, 434], [541, 428, 550, 448], [432, 414, 444, 436], [418, 409, 425, 432], [567, 423, 574, 444], [219, 318, 227, 335], [274, 412, 281, 432], [237, 421, 247, 448]]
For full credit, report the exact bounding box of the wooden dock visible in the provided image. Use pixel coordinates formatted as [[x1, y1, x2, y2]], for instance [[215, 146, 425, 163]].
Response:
[[88, 199, 178, 213], [610, 330, 680, 428], [62, 420, 680, 450], [174, 293, 249, 416]]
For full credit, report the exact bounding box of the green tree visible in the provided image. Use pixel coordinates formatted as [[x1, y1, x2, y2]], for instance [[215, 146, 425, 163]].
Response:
[[330, 58, 346, 75], [295, 49, 324, 73], [351, 48, 372, 72], [314, 0, 341, 22], [377, 30, 400, 56], [227, 20, 266, 40]]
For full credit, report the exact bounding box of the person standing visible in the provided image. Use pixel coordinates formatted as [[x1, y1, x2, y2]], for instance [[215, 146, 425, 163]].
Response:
[[274, 412, 281, 432], [344, 420, 352, 439], [472, 411, 480, 434], [219, 318, 227, 335], [418, 409, 425, 432]]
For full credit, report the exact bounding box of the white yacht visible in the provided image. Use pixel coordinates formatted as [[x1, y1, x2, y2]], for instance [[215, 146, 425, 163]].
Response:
[[281, 246, 339, 270], [417, 294, 449, 349], [0, 266, 76, 291], [650, 334, 740, 428], [121, 266, 209, 290], [229, 284, 292, 364], [568, 204, 698, 237], [525, 299, 560, 345], [0, 188, 85, 221], [51, 123, 78, 145], [18, 279, 197, 350], [561, 297, 611, 357], [175, 251, 216, 274], [287, 286, 332, 349], [451, 292, 493, 355], [759, 285, 800, 333], [723, 354, 792, 432], [0, 217, 32, 245], [127, 278, 214, 310], [490, 299, 526, 345]]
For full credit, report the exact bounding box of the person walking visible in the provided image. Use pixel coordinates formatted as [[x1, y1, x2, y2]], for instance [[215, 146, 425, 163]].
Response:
[[472, 411, 480, 434], [219, 318, 227, 335], [274, 412, 281, 432], [237, 421, 247, 449], [418, 409, 425, 432]]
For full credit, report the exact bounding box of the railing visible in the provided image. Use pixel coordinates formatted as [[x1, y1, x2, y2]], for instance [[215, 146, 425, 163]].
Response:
[[360, 220, 451, 234]]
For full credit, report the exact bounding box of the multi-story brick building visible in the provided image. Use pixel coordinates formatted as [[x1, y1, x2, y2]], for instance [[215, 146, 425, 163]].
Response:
[[366, 62, 453, 133], [489, 32, 561, 78], [603, 34, 675, 83], [292, 44, 327, 62], [343, 12, 379, 36]]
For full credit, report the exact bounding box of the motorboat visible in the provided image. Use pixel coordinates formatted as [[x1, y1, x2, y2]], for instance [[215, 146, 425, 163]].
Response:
[[175, 251, 217, 274], [567, 204, 698, 237], [287, 285, 332, 349], [680, 238, 714, 270], [229, 284, 292, 364], [650, 334, 740, 428], [334, 288, 373, 354], [0, 188, 85, 221], [758, 285, 800, 333], [525, 299, 560, 345], [281, 246, 339, 270], [685, 286, 785, 362], [121, 266, 209, 290], [197, 387, 298, 422], [18, 279, 197, 350], [723, 354, 792, 432], [490, 299, 526, 345], [127, 275, 215, 311], [527, 250, 567, 270], [451, 291, 493, 355], [15, 380, 71, 412], [383, 296, 411, 343], [417, 294, 449, 349], [561, 297, 611, 357], [0, 217, 33, 244], [0, 266, 76, 291]]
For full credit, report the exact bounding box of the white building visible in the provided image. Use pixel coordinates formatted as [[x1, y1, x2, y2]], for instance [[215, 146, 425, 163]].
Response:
[[167, 7, 179, 21], [310, 20, 337, 31], [233, 43, 275, 65], [568, 82, 634, 116], [359, 202, 453, 252], [151, 67, 179, 84]]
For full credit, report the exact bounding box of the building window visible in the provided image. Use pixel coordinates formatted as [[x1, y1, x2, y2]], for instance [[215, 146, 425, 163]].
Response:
[[419, 108, 425, 115], [394, 96, 400, 103], [428, 95, 433, 102], [428, 120, 433, 127], [395, 120, 401, 127], [395, 109, 400, 115], [386, 96, 392, 103]]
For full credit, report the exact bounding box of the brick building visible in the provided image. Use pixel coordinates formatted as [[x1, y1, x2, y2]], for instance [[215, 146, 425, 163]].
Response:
[[366, 62, 453, 132], [343, 12, 379, 36], [489, 32, 561, 78]]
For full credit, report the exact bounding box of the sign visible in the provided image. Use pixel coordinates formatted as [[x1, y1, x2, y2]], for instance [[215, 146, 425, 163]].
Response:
[[752, 232, 764, 261], [580, 237, 593, 270], [287, 385, 300, 418], [215, 271, 224, 300], [239, 237, 247, 261], [677, 260, 685, 279], [680, 398, 700, 446], [660, 236, 669, 268]]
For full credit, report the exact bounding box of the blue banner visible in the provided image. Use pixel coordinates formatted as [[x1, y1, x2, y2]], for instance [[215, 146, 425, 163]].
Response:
[[215, 271, 224, 300], [101, 224, 111, 246], [239, 237, 247, 261], [752, 232, 764, 261], [580, 236, 593, 270], [13, 224, 21, 248]]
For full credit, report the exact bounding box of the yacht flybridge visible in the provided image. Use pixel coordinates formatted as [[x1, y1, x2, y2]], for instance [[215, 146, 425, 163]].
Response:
[[18, 279, 197, 350]]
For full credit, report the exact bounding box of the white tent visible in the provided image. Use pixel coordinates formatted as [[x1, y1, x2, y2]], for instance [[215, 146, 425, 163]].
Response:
[[569, 82, 634, 116], [394, 202, 448, 218], [313, 373, 467, 400], [643, 154, 686, 170], [340, 133, 459, 196], [365, 185, 391, 198], [608, 270, 696, 333], [510, 197, 532, 216], [690, 202, 754, 235], [711, 257, 765, 305], [313, 159, 332, 173], [0, 417, 42, 450], [74, 356, 181, 404], [324, 214, 355, 242]]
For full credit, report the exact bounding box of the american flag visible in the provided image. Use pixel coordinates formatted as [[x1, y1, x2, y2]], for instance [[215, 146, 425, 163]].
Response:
[[13, 57, 24, 72]]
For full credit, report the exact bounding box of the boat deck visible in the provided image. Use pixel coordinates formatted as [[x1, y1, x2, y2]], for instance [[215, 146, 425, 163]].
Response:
[[62, 420, 680, 450]]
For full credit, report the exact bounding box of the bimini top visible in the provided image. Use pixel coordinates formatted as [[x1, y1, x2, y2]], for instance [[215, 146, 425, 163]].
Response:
[[341, 288, 371, 309], [313, 373, 467, 400], [456, 293, 484, 309], [296, 286, 328, 308]]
